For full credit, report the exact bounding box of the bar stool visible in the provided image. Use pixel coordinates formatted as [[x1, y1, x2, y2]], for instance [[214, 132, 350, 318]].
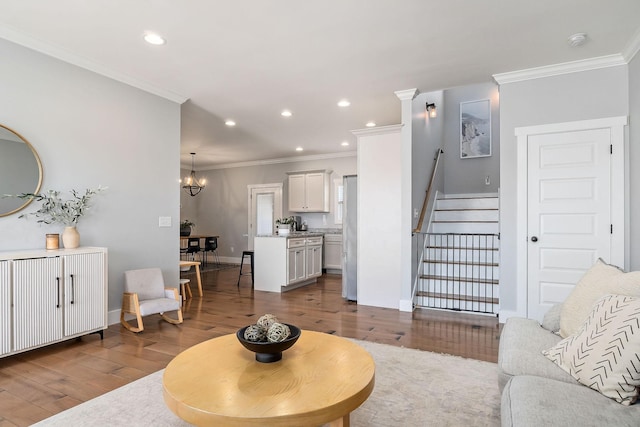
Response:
[[179, 278, 192, 302], [237, 250, 254, 287]]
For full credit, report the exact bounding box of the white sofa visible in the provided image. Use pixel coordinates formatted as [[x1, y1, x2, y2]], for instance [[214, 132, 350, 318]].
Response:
[[499, 303, 640, 426]]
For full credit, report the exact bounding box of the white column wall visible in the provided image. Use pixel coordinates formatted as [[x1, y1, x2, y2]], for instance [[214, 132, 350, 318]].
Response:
[[355, 125, 404, 309]]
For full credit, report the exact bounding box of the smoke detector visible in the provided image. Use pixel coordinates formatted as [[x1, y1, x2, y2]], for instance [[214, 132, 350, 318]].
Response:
[[567, 33, 587, 47]]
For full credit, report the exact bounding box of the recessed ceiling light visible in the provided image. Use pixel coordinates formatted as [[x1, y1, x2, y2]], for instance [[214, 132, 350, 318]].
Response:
[[365, 121, 376, 127], [341, 141, 350, 146], [281, 110, 292, 117], [225, 120, 236, 126], [143, 32, 166, 45], [296, 147, 303, 152], [337, 99, 351, 107], [567, 33, 587, 47]]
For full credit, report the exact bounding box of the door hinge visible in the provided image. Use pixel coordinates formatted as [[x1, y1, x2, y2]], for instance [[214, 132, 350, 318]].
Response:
[[610, 144, 613, 154], [611, 224, 613, 234]]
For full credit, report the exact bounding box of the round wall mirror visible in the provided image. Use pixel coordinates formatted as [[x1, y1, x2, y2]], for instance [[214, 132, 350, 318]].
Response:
[[0, 124, 43, 217]]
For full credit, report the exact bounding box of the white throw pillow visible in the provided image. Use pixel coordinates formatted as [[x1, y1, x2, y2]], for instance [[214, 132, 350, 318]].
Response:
[[544, 294, 640, 405], [559, 259, 640, 338]]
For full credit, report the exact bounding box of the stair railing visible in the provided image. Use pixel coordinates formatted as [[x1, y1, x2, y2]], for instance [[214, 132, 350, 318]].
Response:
[[411, 148, 444, 306], [413, 148, 444, 234]]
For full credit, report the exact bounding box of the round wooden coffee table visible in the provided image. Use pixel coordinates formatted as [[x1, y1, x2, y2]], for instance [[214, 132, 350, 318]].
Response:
[[163, 330, 375, 426]]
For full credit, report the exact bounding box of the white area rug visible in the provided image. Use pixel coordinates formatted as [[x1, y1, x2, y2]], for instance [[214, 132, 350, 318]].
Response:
[[34, 340, 501, 426]]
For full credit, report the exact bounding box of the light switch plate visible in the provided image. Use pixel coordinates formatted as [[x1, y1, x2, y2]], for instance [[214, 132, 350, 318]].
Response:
[[159, 216, 172, 227]]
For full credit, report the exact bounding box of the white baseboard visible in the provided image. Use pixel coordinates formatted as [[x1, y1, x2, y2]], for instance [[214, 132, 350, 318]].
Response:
[[399, 299, 414, 312], [108, 309, 121, 326]]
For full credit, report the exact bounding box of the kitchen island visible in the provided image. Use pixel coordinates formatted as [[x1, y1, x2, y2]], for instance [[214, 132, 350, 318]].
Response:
[[254, 233, 323, 292]]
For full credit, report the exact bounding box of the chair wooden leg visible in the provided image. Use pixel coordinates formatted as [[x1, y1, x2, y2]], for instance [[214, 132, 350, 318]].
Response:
[[121, 292, 144, 333], [161, 309, 183, 325], [161, 288, 184, 325]]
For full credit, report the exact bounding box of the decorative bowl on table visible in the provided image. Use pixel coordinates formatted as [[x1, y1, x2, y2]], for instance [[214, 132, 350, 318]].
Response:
[[236, 323, 301, 363]]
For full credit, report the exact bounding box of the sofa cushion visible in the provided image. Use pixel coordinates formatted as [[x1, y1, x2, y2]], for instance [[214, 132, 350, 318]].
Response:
[[498, 317, 575, 392], [541, 303, 562, 333], [544, 294, 640, 405], [560, 258, 640, 338], [501, 375, 640, 427]]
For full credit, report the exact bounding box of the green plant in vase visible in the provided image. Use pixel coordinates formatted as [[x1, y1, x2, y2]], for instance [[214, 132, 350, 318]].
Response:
[[275, 216, 294, 235], [11, 186, 107, 249], [180, 219, 195, 236]]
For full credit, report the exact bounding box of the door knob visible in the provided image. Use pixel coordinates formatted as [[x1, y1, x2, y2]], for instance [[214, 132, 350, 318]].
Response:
[[531, 236, 538, 242]]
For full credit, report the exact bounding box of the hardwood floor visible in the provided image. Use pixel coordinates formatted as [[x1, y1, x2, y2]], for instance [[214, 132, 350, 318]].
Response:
[[0, 266, 501, 426]]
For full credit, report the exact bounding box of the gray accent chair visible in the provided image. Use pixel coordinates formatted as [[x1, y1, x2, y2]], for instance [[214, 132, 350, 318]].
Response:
[[120, 268, 183, 333]]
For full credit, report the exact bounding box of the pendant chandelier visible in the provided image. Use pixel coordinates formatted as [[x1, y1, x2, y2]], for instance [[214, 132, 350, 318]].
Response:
[[182, 152, 206, 197]]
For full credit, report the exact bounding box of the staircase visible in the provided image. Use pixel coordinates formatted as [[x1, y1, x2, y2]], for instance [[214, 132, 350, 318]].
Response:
[[415, 195, 500, 314]]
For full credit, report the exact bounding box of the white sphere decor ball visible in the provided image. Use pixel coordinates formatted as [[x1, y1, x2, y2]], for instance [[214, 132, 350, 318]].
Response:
[[267, 322, 291, 342], [257, 313, 279, 331], [243, 324, 267, 342]]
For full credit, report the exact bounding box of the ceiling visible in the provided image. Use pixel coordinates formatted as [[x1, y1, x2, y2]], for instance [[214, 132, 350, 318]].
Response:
[[1, 1, 639, 169]]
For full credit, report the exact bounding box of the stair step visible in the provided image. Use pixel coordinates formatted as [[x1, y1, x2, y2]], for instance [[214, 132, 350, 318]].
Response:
[[424, 260, 499, 267], [431, 222, 499, 234], [433, 210, 499, 222], [416, 291, 499, 305], [420, 275, 499, 285], [426, 245, 498, 251], [436, 197, 498, 210]]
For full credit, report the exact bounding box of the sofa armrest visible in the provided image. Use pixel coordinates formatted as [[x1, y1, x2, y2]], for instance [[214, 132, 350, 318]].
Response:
[[541, 303, 563, 332]]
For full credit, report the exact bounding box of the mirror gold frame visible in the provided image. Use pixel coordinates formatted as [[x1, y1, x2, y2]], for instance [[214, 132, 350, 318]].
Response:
[[0, 124, 44, 217]]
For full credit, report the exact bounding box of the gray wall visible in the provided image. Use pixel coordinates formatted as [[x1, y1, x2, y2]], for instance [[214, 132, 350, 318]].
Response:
[[0, 38, 181, 316], [180, 155, 356, 259], [411, 90, 444, 226], [498, 65, 630, 316], [443, 82, 500, 194], [630, 53, 640, 271]]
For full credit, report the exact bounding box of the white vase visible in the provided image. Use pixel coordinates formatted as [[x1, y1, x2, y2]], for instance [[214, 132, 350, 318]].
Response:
[[277, 224, 290, 236], [62, 226, 80, 249]]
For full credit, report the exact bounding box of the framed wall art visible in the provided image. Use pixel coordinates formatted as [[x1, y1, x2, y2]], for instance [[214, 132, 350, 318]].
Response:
[[460, 99, 491, 159]]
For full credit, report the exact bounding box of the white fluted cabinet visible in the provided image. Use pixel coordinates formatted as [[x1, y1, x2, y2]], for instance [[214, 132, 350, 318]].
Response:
[[0, 247, 107, 358]]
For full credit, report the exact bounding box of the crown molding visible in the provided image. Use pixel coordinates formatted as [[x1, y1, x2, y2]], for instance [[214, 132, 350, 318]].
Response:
[[351, 124, 403, 137], [0, 25, 188, 104], [202, 150, 357, 170], [394, 88, 418, 101], [493, 54, 627, 85], [622, 27, 640, 63]]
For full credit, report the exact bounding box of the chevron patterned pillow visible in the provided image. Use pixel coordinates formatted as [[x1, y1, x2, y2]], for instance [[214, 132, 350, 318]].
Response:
[[544, 294, 640, 405]]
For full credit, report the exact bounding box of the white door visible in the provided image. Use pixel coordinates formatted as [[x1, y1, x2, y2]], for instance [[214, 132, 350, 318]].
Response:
[[248, 184, 282, 251], [527, 128, 612, 321], [516, 117, 627, 323]]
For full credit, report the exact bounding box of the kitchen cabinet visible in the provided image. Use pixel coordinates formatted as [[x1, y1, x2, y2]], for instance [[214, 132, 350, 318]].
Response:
[[287, 170, 331, 212], [254, 235, 323, 292], [305, 236, 323, 278], [0, 247, 107, 358], [287, 238, 307, 284], [323, 233, 342, 272]]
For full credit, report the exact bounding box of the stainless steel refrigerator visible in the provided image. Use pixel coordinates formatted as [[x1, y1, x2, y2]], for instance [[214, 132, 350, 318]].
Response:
[[342, 175, 357, 301]]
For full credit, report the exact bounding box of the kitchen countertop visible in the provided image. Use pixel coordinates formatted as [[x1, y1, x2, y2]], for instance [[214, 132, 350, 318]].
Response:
[[256, 232, 324, 238]]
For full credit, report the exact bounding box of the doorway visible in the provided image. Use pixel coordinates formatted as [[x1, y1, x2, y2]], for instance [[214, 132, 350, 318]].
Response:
[[515, 117, 626, 321], [247, 183, 283, 250]]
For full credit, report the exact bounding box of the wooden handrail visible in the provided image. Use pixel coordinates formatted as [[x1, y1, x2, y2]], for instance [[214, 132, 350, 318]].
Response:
[[413, 149, 444, 234]]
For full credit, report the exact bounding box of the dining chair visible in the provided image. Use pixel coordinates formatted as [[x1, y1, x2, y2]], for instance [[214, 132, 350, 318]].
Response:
[[185, 237, 202, 262], [203, 236, 220, 267]]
